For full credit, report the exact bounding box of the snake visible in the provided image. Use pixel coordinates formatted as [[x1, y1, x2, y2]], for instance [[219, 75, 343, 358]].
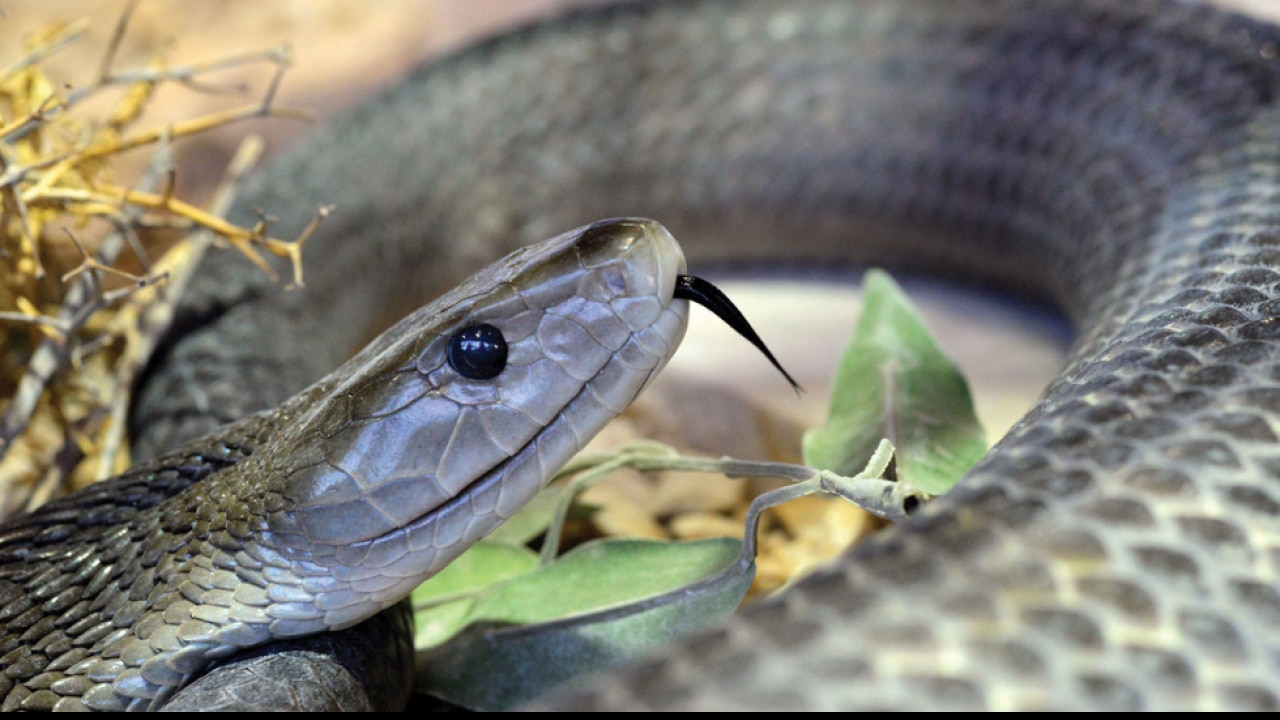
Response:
[[5, 0, 1280, 711]]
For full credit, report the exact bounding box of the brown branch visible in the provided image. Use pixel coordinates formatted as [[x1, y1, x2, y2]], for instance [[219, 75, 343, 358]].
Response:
[[0, 6, 315, 513], [0, 146, 46, 280], [95, 0, 139, 84], [0, 19, 89, 83], [0, 93, 67, 143], [0, 138, 172, 484], [78, 101, 312, 162], [99, 136, 267, 480], [0, 311, 71, 337]]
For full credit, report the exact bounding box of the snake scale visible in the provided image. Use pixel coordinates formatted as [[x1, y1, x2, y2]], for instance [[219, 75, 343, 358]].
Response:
[[6, 0, 1280, 711]]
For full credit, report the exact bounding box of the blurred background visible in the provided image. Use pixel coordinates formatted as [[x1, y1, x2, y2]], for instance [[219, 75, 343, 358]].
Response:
[[6, 0, 1275, 205]]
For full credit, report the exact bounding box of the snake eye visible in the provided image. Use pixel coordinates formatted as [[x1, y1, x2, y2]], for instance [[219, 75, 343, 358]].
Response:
[[447, 323, 508, 380]]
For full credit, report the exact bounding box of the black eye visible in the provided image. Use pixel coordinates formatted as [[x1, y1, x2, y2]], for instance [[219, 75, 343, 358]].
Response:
[[447, 324, 508, 380]]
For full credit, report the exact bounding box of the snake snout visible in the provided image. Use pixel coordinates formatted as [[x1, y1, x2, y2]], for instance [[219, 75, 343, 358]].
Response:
[[573, 217, 687, 309]]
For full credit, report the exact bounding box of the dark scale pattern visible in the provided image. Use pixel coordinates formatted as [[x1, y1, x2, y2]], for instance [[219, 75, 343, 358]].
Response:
[[5, 0, 1280, 711], [0, 401, 417, 711], [0, 420, 278, 711]]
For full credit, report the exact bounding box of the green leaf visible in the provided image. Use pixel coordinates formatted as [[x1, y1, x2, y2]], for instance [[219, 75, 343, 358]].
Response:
[[415, 537, 749, 710], [802, 269, 987, 495], [412, 542, 540, 647]]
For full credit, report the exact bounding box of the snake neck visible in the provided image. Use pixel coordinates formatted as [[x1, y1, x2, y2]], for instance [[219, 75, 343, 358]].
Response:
[[0, 412, 352, 711], [0, 422, 264, 710]]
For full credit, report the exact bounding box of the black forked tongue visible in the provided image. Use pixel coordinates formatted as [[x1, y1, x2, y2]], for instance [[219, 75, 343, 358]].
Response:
[[674, 275, 802, 393]]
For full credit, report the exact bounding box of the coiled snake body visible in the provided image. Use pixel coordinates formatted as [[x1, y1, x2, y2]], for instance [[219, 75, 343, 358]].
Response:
[[7, 0, 1280, 711]]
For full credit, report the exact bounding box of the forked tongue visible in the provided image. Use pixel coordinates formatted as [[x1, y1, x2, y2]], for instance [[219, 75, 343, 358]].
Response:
[[673, 275, 801, 392]]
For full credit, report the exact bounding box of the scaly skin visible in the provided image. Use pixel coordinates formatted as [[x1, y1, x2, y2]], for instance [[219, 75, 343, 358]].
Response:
[[9, 0, 1280, 711]]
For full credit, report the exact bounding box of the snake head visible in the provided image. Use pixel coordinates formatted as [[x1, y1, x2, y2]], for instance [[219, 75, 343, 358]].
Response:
[[256, 219, 689, 628]]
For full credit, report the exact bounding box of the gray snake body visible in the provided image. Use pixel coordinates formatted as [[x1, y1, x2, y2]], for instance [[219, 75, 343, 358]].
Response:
[[7, 0, 1280, 710]]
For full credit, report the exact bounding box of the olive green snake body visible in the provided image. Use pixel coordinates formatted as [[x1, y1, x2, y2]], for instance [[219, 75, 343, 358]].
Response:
[[8, 0, 1280, 710]]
